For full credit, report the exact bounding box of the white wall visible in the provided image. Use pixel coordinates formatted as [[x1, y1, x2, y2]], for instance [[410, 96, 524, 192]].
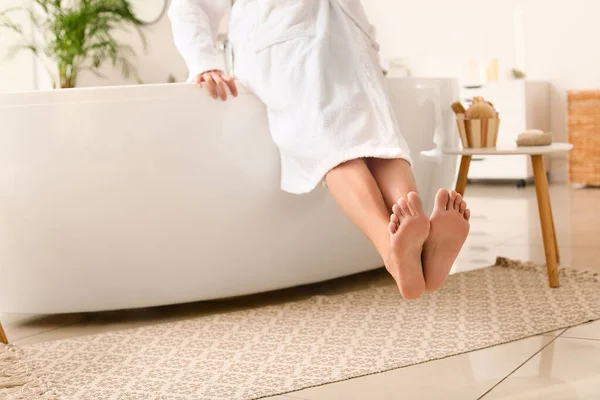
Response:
[[368, 0, 599, 85], [76, 15, 189, 87], [364, 0, 599, 181], [517, 0, 600, 180], [0, 0, 36, 92]]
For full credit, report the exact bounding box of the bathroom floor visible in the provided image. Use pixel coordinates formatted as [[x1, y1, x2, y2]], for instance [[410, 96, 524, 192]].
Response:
[[2, 183, 600, 399]]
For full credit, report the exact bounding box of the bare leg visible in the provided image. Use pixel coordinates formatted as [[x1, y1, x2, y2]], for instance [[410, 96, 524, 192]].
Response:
[[365, 158, 428, 296], [367, 158, 470, 292], [422, 189, 471, 291], [326, 159, 427, 299], [366, 158, 418, 209]]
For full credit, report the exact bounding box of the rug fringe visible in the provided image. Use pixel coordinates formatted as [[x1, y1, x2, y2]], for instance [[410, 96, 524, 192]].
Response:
[[0, 344, 58, 400], [496, 257, 600, 283]]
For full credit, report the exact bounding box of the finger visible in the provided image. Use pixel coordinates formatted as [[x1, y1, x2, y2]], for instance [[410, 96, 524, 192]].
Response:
[[194, 74, 203, 88], [212, 73, 228, 101], [202, 74, 218, 99], [222, 74, 238, 97]]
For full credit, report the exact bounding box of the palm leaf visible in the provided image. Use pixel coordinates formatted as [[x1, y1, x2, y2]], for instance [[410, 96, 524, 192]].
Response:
[[0, 6, 26, 18], [4, 44, 39, 61], [0, 17, 24, 35]]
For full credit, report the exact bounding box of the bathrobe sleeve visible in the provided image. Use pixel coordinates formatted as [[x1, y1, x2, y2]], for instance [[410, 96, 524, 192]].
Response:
[[168, 0, 229, 80]]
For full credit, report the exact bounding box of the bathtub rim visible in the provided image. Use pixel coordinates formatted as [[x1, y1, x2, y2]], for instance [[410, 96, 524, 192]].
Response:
[[0, 77, 459, 108]]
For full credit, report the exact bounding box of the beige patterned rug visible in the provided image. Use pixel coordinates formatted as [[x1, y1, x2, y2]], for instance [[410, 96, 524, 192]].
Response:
[[2, 258, 600, 400]]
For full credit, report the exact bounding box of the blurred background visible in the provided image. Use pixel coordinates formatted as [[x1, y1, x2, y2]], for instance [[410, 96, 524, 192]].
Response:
[[0, 0, 598, 182]]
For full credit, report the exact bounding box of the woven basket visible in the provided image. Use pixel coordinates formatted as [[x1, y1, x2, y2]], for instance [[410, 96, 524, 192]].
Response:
[[567, 91, 600, 186]]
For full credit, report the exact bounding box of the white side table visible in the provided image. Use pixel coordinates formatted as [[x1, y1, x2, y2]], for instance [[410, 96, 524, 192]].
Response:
[[443, 143, 574, 288]]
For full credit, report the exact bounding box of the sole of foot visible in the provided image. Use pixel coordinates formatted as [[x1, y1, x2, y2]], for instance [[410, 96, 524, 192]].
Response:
[[422, 189, 471, 292], [388, 191, 430, 300]]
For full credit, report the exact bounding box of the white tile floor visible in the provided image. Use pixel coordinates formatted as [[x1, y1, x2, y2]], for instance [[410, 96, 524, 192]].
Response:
[[2, 183, 600, 399]]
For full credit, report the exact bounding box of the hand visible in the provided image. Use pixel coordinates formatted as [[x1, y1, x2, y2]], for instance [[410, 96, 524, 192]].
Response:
[[194, 70, 238, 101]]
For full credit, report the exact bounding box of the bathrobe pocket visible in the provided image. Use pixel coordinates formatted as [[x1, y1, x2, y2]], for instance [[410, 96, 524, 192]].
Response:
[[254, 0, 318, 52]]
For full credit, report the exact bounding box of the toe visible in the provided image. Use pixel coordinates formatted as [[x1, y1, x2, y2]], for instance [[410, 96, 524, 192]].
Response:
[[390, 213, 400, 225], [406, 191, 422, 216], [459, 201, 467, 214], [454, 193, 463, 211], [464, 209, 471, 221], [398, 198, 411, 217], [392, 203, 402, 218], [388, 221, 397, 234], [434, 189, 450, 211], [447, 190, 457, 210]]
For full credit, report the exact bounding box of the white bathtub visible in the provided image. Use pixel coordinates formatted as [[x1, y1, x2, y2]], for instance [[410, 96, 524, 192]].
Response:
[[0, 78, 459, 314]]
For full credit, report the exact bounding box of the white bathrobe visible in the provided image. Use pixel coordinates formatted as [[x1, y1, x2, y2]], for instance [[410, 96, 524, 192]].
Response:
[[169, 0, 412, 194]]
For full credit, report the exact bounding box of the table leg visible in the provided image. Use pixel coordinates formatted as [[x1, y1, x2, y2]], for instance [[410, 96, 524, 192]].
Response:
[[456, 155, 472, 196], [531, 155, 560, 288], [549, 200, 560, 264], [541, 169, 560, 264], [0, 320, 8, 344]]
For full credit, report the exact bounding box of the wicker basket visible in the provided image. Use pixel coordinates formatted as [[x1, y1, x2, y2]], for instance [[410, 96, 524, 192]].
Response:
[[567, 91, 600, 186]]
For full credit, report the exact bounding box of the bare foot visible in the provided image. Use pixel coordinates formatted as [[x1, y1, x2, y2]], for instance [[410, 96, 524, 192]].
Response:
[[387, 192, 429, 300], [422, 189, 471, 292]]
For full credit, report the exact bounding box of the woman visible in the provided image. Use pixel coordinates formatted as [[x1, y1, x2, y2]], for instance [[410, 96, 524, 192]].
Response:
[[169, 0, 470, 299]]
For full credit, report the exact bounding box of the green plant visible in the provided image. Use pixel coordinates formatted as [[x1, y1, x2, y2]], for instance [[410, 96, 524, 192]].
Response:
[[0, 0, 146, 88], [511, 68, 526, 80]]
